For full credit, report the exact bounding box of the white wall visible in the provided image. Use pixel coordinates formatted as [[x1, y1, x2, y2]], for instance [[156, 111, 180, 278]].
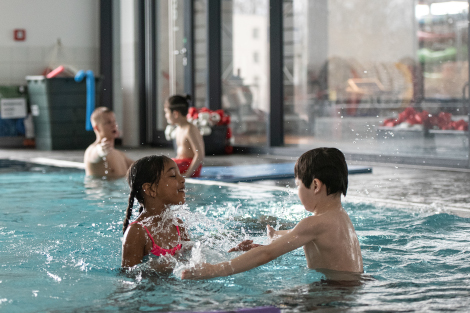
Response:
[[120, 0, 140, 147], [0, 0, 100, 85]]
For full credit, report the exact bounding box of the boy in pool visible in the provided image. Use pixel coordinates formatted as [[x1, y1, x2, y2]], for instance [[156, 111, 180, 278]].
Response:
[[164, 95, 205, 177], [84, 107, 134, 179], [181, 147, 363, 280]]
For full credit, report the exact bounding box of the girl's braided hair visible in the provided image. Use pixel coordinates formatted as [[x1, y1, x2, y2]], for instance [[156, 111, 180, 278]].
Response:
[[122, 155, 172, 234]]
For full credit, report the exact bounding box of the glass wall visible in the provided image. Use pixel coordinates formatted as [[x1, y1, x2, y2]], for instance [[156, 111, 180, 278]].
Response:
[[221, 0, 270, 146], [155, 0, 188, 132], [284, 0, 469, 163], [193, 0, 207, 109]]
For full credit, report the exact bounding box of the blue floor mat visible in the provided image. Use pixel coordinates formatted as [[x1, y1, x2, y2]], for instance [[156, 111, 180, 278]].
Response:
[[198, 162, 372, 182]]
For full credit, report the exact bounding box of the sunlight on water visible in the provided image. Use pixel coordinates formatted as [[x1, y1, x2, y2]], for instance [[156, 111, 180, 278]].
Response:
[[1, 166, 470, 312]]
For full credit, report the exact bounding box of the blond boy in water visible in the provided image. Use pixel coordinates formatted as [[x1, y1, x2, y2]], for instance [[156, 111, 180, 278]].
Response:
[[181, 147, 363, 280], [84, 107, 133, 179]]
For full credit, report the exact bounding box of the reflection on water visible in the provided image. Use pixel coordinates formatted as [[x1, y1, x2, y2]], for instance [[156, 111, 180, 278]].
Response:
[[83, 175, 128, 201]]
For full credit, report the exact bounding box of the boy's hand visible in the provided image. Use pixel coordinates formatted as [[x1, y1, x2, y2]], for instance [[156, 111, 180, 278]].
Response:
[[97, 138, 112, 157], [267, 225, 276, 242], [181, 263, 213, 280], [228, 239, 262, 252]]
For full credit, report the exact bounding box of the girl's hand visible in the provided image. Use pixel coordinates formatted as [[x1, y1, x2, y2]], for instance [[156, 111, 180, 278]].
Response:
[[228, 239, 262, 252]]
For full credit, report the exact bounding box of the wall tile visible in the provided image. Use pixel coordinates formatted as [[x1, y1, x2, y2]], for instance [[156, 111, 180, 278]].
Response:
[[0, 47, 12, 63]]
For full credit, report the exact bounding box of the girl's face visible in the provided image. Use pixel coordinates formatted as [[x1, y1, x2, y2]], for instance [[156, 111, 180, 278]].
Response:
[[155, 160, 186, 206]]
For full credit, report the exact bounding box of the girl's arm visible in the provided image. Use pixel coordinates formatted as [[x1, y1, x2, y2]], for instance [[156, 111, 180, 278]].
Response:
[[181, 216, 318, 280], [178, 221, 191, 242], [121, 224, 146, 268]]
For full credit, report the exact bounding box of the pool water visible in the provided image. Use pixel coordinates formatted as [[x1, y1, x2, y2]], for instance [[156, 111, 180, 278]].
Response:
[[1, 162, 470, 312]]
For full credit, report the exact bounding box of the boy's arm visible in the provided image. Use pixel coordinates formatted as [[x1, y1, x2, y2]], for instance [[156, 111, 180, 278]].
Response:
[[181, 216, 318, 280], [183, 127, 205, 177], [85, 138, 112, 164], [228, 239, 262, 252], [267, 225, 291, 242]]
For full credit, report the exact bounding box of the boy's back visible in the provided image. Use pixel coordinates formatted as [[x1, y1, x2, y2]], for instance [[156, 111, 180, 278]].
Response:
[[300, 206, 363, 273], [174, 123, 204, 159]]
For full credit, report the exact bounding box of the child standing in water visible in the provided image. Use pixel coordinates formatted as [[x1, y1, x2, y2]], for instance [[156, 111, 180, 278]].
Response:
[[121, 155, 190, 272], [164, 95, 205, 177], [182, 147, 363, 280], [84, 107, 133, 179]]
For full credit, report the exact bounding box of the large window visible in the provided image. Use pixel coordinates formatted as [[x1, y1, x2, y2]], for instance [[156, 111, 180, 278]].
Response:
[[284, 0, 469, 163], [222, 0, 270, 147]]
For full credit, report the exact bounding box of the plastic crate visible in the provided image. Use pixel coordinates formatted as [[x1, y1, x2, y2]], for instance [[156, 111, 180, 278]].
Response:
[[0, 85, 28, 147], [27, 76, 101, 150]]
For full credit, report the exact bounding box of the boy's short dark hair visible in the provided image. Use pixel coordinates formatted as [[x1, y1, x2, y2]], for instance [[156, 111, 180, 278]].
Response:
[[294, 147, 348, 196], [166, 94, 192, 116]]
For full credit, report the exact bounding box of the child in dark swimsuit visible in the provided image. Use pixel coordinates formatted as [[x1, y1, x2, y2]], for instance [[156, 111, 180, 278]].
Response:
[[121, 155, 190, 272]]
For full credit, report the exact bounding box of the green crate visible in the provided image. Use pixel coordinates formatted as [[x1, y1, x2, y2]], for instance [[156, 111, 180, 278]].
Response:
[[27, 76, 101, 150]]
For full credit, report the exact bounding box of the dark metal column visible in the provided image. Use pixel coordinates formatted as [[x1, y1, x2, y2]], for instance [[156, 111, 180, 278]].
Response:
[[206, 0, 222, 110], [269, 0, 284, 147], [100, 0, 113, 109], [144, 0, 157, 143], [184, 0, 195, 100], [137, 0, 146, 145]]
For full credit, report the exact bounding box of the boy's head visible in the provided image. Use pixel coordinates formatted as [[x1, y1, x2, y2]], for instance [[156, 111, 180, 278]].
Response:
[[294, 147, 348, 196], [165, 94, 191, 114], [90, 107, 118, 138]]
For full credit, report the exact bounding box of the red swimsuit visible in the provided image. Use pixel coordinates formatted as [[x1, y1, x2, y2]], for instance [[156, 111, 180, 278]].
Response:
[[131, 221, 182, 256]]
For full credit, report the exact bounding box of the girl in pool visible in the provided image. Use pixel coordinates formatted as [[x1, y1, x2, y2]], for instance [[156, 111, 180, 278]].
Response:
[[121, 155, 190, 272]]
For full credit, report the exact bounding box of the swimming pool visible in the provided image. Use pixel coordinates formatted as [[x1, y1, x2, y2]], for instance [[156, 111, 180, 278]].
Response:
[[1, 160, 470, 312]]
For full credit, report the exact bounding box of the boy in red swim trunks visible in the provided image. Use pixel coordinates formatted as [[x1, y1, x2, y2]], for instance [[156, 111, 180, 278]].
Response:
[[164, 95, 204, 177]]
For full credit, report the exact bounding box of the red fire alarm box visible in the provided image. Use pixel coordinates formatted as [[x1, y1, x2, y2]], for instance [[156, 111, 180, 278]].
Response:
[[14, 29, 26, 41]]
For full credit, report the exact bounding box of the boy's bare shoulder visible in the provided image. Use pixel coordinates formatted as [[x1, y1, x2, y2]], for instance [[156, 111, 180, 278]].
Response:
[[85, 142, 97, 152], [84, 142, 98, 161], [295, 210, 344, 235], [188, 123, 201, 134]]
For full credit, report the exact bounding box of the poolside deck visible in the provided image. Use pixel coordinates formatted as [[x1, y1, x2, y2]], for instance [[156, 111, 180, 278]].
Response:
[[1, 146, 469, 217]]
